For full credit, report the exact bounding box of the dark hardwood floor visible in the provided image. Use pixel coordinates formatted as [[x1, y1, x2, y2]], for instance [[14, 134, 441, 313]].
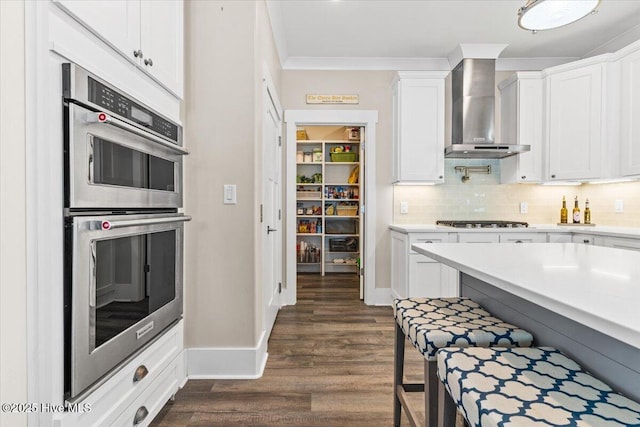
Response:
[[151, 273, 424, 426]]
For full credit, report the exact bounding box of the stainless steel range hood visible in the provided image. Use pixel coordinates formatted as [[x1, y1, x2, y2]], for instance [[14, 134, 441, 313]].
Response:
[[445, 58, 530, 159]]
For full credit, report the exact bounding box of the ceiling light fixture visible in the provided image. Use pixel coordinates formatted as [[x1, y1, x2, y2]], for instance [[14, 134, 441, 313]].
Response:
[[518, 0, 600, 32]]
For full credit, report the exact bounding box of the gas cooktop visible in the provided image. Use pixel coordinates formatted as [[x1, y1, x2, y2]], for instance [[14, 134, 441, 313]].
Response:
[[436, 220, 529, 229]]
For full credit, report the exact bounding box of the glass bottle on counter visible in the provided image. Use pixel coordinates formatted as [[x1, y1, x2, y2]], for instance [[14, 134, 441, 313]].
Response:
[[573, 196, 580, 224], [560, 196, 568, 224], [584, 199, 591, 224]]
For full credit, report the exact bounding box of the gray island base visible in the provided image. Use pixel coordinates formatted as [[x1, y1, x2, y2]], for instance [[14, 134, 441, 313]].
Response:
[[411, 242, 640, 402]]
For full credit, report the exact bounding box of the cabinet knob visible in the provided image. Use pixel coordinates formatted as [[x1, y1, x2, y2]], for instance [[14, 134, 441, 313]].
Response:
[[133, 49, 143, 59], [584, 239, 590, 244], [439, 175, 443, 179], [133, 406, 149, 425], [551, 174, 556, 179], [521, 176, 526, 180], [144, 58, 154, 67], [515, 240, 524, 243]]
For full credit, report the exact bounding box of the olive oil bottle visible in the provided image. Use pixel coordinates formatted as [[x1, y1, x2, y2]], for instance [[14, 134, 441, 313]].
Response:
[[560, 196, 568, 224], [573, 196, 580, 224], [584, 199, 591, 224]]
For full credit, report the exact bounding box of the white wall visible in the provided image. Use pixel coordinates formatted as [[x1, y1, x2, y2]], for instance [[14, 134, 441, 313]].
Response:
[[184, 0, 282, 362], [280, 70, 394, 290], [0, 1, 28, 426]]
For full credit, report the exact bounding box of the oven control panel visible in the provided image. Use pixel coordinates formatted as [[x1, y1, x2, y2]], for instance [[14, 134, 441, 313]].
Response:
[[87, 77, 179, 144]]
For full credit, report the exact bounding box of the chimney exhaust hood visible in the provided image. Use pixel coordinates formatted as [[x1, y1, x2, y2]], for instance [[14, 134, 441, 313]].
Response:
[[445, 57, 530, 159]]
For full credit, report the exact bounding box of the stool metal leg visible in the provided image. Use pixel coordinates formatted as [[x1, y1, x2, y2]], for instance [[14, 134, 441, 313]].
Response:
[[425, 360, 438, 427], [394, 323, 405, 426]]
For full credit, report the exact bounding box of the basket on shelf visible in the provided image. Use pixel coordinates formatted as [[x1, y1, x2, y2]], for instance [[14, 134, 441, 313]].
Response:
[[330, 152, 357, 162], [297, 191, 321, 199], [336, 205, 358, 216]]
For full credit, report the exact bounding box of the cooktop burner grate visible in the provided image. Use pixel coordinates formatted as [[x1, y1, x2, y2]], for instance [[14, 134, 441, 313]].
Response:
[[436, 220, 529, 229]]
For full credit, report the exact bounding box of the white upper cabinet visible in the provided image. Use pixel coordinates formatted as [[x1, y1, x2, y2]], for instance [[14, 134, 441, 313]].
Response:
[[546, 62, 604, 181], [619, 42, 640, 177], [392, 72, 448, 183], [139, 0, 184, 98], [499, 72, 544, 183], [53, 0, 183, 98]]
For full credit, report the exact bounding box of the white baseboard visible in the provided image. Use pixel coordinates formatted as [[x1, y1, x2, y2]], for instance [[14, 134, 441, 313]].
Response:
[[186, 331, 268, 379], [365, 286, 393, 306]]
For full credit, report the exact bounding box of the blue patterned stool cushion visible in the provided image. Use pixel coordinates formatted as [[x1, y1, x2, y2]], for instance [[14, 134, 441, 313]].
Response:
[[393, 297, 533, 361], [437, 346, 640, 427]]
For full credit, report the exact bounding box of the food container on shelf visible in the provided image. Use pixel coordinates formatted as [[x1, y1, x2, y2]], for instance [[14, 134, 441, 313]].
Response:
[[312, 148, 322, 162], [330, 152, 357, 162], [303, 152, 312, 163], [296, 151, 304, 163]]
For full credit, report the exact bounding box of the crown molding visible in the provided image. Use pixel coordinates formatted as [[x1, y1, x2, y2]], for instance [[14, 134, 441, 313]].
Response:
[[282, 56, 451, 71]]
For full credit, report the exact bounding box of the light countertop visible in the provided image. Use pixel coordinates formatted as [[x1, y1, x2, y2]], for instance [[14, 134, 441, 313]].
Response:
[[411, 242, 640, 350], [390, 224, 640, 238]]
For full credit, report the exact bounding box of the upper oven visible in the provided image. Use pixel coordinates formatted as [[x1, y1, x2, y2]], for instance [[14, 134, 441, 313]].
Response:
[[63, 63, 187, 210]]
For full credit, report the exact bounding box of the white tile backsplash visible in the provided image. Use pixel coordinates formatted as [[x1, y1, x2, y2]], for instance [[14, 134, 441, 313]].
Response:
[[394, 161, 640, 227]]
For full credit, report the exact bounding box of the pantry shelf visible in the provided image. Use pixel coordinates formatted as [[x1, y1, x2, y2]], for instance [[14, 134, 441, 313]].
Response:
[[296, 129, 362, 276]]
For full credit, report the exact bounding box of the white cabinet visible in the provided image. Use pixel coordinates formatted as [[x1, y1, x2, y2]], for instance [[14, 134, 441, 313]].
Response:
[[499, 72, 544, 183], [600, 236, 640, 252], [572, 233, 595, 245], [499, 233, 546, 243], [56, 321, 184, 427], [620, 42, 640, 177], [53, 0, 183, 97], [547, 233, 572, 243], [546, 63, 605, 181], [458, 233, 500, 243], [392, 72, 448, 183], [390, 231, 458, 298]]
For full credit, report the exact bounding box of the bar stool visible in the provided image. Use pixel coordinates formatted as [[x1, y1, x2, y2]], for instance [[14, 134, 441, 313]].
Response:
[[393, 297, 533, 427], [436, 346, 640, 427]]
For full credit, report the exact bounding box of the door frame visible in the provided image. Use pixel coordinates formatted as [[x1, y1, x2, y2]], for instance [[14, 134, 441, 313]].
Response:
[[284, 110, 378, 305], [261, 64, 283, 339]]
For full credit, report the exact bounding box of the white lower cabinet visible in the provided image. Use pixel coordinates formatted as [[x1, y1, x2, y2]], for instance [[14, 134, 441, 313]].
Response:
[[499, 233, 547, 243], [55, 321, 184, 427], [458, 233, 500, 243], [391, 231, 458, 298], [600, 236, 640, 251], [409, 254, 458, 297], [572, 234, 595, 245], [547, 233, 572, 243]]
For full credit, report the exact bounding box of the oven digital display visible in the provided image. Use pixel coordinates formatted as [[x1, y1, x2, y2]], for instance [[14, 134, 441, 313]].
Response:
[[131, 106, 152, 127]]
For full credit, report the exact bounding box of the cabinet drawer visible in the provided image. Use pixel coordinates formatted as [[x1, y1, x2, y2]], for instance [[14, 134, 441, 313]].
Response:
[[56, 322, 183, 427], [409, 233, 453, 253], [499, 233, 546, 243], [457, 233, 500, 243], [111, 353, 183, 427]]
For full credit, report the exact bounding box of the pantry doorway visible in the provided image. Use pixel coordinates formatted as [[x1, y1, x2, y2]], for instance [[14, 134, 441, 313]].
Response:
[[283, 110, 378, 305]]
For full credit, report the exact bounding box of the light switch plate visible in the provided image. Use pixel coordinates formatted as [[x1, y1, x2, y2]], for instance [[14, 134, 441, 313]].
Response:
[[224, 184, 237, 204], [400, 201, 409, 214]]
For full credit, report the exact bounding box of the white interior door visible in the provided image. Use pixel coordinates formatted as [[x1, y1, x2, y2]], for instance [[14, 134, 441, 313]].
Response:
[[262, 82, 282, 337]]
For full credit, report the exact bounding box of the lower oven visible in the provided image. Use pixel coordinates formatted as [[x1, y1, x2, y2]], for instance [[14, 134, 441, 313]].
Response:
[[64, 212, 189, 399]]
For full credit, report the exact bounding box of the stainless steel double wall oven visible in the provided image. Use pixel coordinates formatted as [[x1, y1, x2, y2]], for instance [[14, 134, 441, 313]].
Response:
[[63, 64, 189, 399]]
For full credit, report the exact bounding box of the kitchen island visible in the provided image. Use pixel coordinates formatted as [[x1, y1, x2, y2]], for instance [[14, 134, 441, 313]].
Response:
[[412, 242, 640, 401]]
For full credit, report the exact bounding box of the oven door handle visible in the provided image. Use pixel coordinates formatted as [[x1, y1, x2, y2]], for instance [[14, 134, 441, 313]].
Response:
[[85, 112, 189, 156], [98, 215, 192, 230], [90, 241, 97, 309]]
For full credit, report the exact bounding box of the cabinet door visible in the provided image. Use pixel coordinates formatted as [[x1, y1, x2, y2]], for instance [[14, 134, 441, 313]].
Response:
[[500, 75, 543, 183], [572, 234, 595, 245], [409, 254, 443, 297], [140, 0, 184, 97], [547, 64, 603, 180], [393, 77, 445, 183], [601, 237, 640, 252], [621, 46, 640, 176], [390, 232, 408, 298], [53, 0, 140, 63]]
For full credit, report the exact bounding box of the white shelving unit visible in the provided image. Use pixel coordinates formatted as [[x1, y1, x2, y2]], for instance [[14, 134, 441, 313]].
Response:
[[296, 129, 363, 275]]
